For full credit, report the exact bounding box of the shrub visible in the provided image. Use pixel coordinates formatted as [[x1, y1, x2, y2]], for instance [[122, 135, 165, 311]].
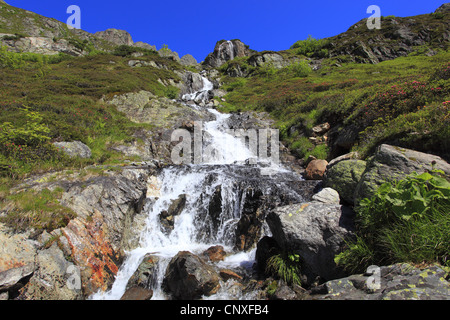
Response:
[[290, 35, 329, 58], [336, 170, 450, 273], [288, 60, 312, 78], [164, 86, 179, 99]]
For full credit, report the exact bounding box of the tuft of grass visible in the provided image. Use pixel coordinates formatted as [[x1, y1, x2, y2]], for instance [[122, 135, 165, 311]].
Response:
[[0, 187, 77, 232], [266, 252, 302, 286]]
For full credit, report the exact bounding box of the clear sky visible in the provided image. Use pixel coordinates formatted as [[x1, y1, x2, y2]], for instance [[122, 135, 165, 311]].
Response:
[[5, 0, 445, 62]]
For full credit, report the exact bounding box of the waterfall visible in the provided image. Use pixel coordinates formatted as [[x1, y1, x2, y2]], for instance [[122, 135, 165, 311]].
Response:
[[91, 73, 302, 300]]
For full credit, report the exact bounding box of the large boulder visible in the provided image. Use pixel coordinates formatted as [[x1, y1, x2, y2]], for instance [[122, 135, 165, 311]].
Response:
[[162, 251, 220, 299], [323, 160, 367, 205], [266, 202, 355, 285], [355, 144, 450, 204]]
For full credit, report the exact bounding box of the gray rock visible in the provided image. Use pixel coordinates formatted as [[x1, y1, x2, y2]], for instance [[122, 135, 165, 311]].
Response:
[[53, 141, 92, 159], [0, 263, 34, 292], [126, 253, 160, 290], [23, 243, 82, 300], [162, 251, 221, 299], [266, 202, 355, 285], [133, 41, 156, 51], [94, 28, 133, 46], [180, 54, 198, 66], [312, 187, 340, 204]]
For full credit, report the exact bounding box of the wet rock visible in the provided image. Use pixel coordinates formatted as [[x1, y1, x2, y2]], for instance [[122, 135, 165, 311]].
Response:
[[255, 236, 281, 276], [162, 251, 221, 300], [219, 269, 243, 282], [160, 194, 187, 233], [120, 286, 153, 300], [202, 245, 227, 262], [126, 253, 160, 290]]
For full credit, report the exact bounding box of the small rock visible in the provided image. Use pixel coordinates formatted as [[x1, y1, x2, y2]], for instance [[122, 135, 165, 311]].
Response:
[[53, 141, 92, 159], [219, 269, 243, 282], [304, 159, 328, 180], [120, 286, 153, 300], [202, 245, 227, 262]]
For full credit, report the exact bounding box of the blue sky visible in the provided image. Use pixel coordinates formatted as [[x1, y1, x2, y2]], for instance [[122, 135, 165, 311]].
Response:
[[6, 0, 444, 62]]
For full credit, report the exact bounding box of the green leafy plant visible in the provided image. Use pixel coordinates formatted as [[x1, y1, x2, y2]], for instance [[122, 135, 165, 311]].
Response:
[[266, 252, 302, 286], [336, 170, 450, 272]]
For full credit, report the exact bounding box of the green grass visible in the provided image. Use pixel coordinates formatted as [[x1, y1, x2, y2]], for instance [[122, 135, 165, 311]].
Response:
[[0, 46, 187, 179], [0, 187, 77, 232]]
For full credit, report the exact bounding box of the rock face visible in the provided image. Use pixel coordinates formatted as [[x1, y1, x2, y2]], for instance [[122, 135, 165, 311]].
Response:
[[162, 251, 221, 299], [203, 40, 252, 68], [94, 29, 134, 46], [265, 202, 355, 285], [53, 141, 92, 159]]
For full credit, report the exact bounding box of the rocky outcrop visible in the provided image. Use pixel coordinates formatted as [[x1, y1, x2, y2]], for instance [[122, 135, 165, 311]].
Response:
[[0, 165, 157, 299], [326, 8, 449, 64], [162, 251, 221, 299], [94, 29, 133, 46], [1, 35, 87, 56], [179, 54, 198, 66], [203, 40, 253, 68], [265, 202, 355, 285]]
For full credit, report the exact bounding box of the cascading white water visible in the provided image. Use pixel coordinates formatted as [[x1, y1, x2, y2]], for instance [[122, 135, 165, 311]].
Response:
[[92, 74, 295, 300]]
